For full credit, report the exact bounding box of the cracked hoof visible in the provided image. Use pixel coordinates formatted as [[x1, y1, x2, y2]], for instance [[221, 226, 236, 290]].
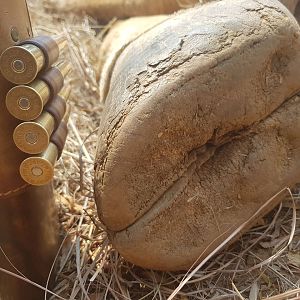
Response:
[[95, 0, 300, 270]]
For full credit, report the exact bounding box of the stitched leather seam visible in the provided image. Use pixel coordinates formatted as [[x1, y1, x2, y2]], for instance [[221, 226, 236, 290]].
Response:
[[0, 184, 29, 198]]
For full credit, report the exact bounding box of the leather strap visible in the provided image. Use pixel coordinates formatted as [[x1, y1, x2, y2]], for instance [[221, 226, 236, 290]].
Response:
[[44, 95, 66, 129], [39, 66, 64, 97], [19, 36, 59, 70], [51, 121, 68, 158]]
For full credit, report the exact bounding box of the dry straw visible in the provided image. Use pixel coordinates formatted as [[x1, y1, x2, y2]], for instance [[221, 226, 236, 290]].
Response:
[[1, 0, 298, 299]]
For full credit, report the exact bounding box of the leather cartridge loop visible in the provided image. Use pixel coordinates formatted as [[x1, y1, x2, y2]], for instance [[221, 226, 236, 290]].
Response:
[[51, 121, 68, 158], [39, 66, 64, 98], [44, 95, 66, 130], [19, 36, 59, 71]]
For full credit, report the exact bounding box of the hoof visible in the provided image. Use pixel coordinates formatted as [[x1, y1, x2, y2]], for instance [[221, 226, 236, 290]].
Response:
[[95, 0, 300, 270]]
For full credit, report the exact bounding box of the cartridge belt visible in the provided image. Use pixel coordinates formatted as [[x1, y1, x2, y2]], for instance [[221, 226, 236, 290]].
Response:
[[0, 34, 72, 187]]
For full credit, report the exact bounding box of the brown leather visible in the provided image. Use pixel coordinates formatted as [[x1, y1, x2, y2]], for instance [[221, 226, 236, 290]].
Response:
[[39, 66, 64, 97], [0, 0, 60, 298], [44, 95, 66, 129], [51, 121, 68, 158], [0, 185, 60, 299], [20, 36, 60, 71]]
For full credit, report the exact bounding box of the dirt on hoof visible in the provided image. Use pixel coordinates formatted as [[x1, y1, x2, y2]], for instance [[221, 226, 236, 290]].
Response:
[[94, 0, 300, 271], [97, 15, 169, 102]]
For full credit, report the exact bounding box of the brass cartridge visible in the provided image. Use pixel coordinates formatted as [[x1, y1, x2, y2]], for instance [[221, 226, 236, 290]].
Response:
[[0, 35, 67, 84], [20, 142, 58, 186]]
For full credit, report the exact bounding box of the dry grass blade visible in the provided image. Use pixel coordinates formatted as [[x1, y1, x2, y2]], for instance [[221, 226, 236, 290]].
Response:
[[262, 288, 300, 300], [247, 188, 297, 273], [167, 188, 291, 300], [232, 281, 246, 300], [0, 268, 67, 300], [0, 247, 26, 278]]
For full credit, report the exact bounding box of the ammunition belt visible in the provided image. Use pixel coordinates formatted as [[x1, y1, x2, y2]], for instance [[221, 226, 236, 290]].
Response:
[[0, 35, 71, 186]]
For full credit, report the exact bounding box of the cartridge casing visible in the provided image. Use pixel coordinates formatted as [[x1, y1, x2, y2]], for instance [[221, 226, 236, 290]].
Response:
[[0, 44, 44, 84], [6, 79, 50, 121], [0, 35, 67, 84], [13, 111, 55, 154], [20, 142, 58, 185]]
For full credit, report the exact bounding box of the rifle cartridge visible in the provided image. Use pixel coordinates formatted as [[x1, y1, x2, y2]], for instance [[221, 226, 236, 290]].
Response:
[[0, 35, 67, 84], [20, 142, 58, 186]]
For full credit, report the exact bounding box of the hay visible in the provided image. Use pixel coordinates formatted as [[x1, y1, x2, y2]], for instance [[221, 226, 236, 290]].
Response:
[[26, 0, 300, 299]]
